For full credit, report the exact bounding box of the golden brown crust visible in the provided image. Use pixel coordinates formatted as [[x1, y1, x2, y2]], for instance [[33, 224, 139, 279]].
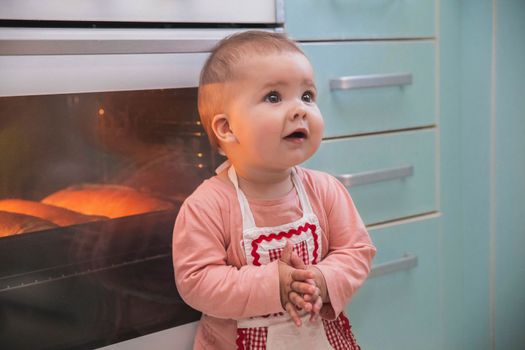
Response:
[[0, 199, 106, 226], [0, 211, 57, 237], [42, 184, 175, 219]]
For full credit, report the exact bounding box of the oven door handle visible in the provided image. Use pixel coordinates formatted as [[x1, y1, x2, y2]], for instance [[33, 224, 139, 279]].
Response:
[[0, 28, 275, 55]]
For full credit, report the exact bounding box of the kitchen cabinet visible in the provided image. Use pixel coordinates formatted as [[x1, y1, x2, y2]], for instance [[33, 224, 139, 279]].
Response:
[[348, 216, 442, 350], [302, 41, 436, 137], [288, 0, 525, 349], [304, 130, 437, 226], [285, 0, 435, 40], [493, 2, 525, 347], [456, 1, 525, 349], [285, 1, 441, 348]]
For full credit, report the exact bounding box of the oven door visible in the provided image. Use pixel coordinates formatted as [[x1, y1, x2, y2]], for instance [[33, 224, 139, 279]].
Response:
[[0, 0, 282, 24], [0, 28, 251, 350]]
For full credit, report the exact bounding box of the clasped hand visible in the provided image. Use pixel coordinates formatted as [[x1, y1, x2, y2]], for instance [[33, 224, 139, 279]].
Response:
[[278, 241, 325, 327]]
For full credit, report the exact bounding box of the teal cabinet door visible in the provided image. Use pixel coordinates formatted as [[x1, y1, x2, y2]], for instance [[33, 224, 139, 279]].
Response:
[[348, 216, 443, 350], [303, 129, 437, 225], [302, 42, 435, 137], [285, 0, 435, 40], [494, 1, 525, 348]]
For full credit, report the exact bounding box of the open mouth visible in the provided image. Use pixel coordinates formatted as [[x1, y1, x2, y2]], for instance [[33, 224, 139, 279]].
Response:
[[284, 129, 308, 140]]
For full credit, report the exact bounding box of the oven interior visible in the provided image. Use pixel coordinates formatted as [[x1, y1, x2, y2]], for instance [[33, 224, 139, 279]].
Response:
[[0, 88, 221, 349]]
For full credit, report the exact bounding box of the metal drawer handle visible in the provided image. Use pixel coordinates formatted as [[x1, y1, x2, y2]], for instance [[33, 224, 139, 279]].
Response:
[[335, 165, 413, 188], [330, 73, 413, 91], [368, 253, 418, 278]]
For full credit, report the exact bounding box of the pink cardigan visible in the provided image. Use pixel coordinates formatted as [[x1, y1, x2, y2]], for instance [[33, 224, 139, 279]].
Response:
[[172, 167, 376, 349]]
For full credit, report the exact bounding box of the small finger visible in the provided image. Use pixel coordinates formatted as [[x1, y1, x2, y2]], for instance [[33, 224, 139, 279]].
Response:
[[306, 278, 316, 286], [291, 269, 315, 282], [280, 241, 293, 264], [312, 293, 322, 314], [290, 281, 316, 295], [290, 251, 306, 269], [285, 302, 302, 327], [289, 291, 312, 312], [309, 295, 323, 323], [303, 290, 318, 303], [309, 285, 321, 299]]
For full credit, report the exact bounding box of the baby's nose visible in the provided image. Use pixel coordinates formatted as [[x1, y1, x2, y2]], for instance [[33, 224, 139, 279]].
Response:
[[289, 105, 307, 120]]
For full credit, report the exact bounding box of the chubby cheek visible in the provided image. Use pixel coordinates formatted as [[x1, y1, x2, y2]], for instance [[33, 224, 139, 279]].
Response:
[[251, 122, 282, 147], [310, 115, 325, 148]]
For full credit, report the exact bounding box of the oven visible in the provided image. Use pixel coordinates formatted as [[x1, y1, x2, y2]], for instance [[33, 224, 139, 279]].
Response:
[[0, 2, 283, 349]]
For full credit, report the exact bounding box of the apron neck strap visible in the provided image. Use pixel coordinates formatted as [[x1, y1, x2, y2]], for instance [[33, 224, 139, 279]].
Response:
[[290, 167, 314, 216], [228, 166, 257, 230], [227, 166, 314, 231]]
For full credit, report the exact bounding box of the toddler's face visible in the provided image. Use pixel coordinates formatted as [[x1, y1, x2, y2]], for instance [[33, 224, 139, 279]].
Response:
[[223, 52, 324, 172]]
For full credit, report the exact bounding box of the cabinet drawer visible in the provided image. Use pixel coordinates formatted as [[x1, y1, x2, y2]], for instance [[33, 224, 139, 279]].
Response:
[[302, 41, 436, 137], [285, 0, 435, 40], [303, 129, 437, 225], [347, 216, 443, 350]]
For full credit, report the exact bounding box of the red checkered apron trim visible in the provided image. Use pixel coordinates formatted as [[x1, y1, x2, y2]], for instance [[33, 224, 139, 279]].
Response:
[[322, 313, 361, 350], [236, 327, 268, 350], [250, 222, 320, 266], [268, 240, 310, 266], [236, 313, 360, 350]]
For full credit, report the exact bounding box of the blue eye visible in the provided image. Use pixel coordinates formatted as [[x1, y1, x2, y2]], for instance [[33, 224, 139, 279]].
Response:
[[265, 91, 281, 103], [302, 91, 315, 103]]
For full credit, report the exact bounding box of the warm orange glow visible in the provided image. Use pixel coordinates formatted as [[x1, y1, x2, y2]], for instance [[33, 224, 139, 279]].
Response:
[[197, 164, 204, 169], [42, 184, 174, 219], [197, 153, 203, 158], [98, 108, 105, 117]]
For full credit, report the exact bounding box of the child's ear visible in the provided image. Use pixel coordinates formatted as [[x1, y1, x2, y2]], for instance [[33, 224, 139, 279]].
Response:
[[211, 113, 237, 144]]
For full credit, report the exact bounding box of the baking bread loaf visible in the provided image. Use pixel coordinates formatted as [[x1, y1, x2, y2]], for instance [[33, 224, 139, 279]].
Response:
[[42, 184, 175, 219], [0, 199, 105, 226], [0, 211, 57, 237]]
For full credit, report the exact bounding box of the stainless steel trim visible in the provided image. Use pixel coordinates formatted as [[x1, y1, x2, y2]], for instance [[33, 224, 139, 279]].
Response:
[[1, 39, 219, 55], [368, 253, 418, 278], [0, 28, 253, 55], [329, 73, 413, 91], [335, 165, 414, 188], [0, 52, 207, 97], [275, 0, 286, 24], [0, 0, 277, 23]]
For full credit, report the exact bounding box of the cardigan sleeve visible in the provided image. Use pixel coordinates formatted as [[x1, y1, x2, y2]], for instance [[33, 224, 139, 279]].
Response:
[[172, 185, 284, 320], [313, 173, 376, 319]]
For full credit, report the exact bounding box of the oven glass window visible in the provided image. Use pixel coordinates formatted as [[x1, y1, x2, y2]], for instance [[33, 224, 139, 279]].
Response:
[[0, 89, 215, 349], [1, 88, 218, 225]]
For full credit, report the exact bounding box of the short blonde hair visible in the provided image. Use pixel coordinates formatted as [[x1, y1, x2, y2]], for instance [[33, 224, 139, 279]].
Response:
[[197, 30, 305, 150]]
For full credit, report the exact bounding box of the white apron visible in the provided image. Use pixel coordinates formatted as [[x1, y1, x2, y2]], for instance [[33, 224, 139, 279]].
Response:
[[227, 166, 359, 350]]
